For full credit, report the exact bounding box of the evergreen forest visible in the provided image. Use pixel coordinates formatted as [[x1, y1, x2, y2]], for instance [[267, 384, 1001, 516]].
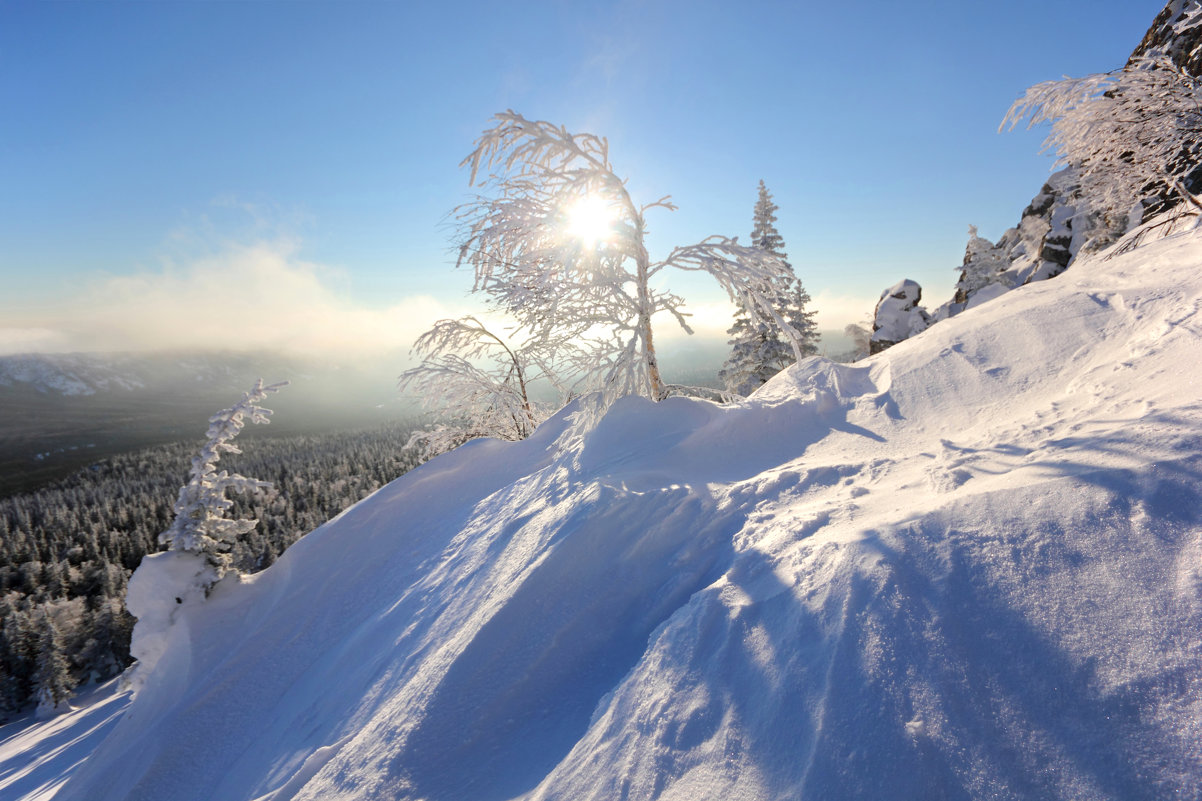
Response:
[[0, 423, 422, 719]]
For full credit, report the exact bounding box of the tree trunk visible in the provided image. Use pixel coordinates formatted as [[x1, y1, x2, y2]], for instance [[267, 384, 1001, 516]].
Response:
[[495, 336, 536, 437], [640, 309, 665, 401], [635, 238, 665, 401]]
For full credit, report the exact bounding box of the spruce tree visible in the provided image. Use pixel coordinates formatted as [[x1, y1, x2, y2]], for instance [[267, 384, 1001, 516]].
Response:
[[33, 612, 73, 717], [161, 379, 287, 578], [720, 181, 819, 396], [0, 600, 26, 719]]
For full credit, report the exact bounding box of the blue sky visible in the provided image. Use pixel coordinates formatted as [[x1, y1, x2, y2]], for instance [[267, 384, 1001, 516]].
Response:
[[0, 0, 1165, 357]]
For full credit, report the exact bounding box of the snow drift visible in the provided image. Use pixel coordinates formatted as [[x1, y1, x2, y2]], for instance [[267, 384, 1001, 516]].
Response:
[[57, 230, 1202, 800]]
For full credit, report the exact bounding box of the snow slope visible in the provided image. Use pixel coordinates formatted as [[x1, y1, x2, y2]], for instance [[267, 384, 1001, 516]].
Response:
[[0, 681, 130, 801], [49, 229, 1202, 800]]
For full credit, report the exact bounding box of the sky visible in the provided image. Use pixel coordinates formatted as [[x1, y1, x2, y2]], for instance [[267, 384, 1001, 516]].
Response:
[[0, 0, 1167, 360]]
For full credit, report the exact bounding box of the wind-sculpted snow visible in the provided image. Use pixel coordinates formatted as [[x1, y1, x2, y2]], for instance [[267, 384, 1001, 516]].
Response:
[[49, 231, 1202, 800]]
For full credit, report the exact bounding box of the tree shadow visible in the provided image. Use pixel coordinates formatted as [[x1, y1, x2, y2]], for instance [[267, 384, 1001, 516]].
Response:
[[928, 408, 1202, 503], [389, 482, 742, 801], [675, 545, 975, 801], [0, 682, 130, 800], [653, 446, 1200, 799]]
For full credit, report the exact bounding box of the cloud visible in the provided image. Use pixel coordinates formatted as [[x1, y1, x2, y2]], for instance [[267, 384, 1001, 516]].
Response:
[[653, 299, 737, 342], [0, 328, 74, 355], [810, 288, 879, 331], [0, 236, 885, 364], [0, 241, 464, 358], [655, 289, 881, 346]]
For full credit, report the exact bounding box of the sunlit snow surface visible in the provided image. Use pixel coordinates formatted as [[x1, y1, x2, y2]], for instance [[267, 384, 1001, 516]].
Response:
[[0, 681, 130, 800], [21, 230, 1202, 799]]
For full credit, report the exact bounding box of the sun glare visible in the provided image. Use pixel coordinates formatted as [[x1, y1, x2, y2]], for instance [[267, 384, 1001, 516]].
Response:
[[565, 195, 617, 248]]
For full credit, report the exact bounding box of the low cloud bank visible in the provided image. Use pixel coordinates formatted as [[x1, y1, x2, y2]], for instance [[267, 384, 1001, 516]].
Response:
[[0, 242, 458, 358], [1, 241, 872, 363]]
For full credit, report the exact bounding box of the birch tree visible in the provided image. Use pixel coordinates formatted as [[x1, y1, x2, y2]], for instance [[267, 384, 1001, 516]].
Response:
[[399, 317, 569, 459], [455, 111, 807, 404]]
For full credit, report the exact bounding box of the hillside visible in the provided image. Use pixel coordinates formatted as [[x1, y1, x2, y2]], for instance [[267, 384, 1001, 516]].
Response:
[[873, 0, 1202, 354], [0, 351, 414, 496], [13, 226, 1202, 799]]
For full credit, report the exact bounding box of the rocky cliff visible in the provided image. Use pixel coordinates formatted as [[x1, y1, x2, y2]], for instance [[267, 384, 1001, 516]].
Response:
[[872, 0, 1200, 350]]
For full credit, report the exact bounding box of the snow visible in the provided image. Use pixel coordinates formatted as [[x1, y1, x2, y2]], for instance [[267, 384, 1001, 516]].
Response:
[[14, 228, 1202, 799], [123, 551, 217, 692], [963, 281, 1009, 310], [871, 278, 929, 344], [0, 681, 130, 801]]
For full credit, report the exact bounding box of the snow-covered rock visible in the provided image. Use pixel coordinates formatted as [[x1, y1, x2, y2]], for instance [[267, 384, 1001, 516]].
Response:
[[44, 222, 1202, 801], [1131, 0, 1202, 75], [870, 278, 930, 353]]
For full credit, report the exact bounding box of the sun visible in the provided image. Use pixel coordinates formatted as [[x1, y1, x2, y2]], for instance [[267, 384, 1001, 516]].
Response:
[[564, 194, 617, 248]]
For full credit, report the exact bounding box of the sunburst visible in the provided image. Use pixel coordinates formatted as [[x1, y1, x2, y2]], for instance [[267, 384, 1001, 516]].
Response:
[[564, 194, 617, 248]]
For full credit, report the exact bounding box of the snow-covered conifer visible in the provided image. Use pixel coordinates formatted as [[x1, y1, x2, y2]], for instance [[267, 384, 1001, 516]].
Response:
[[33, 612, 72, 718], [456, 112, 807, 405], [954, 225, 1011, 303], [750, 180, 786, 254], [124, 380, 286, 691], [0, 603, 27, 720], [160, 378, 288, 578], [720, 181, 819, 396]]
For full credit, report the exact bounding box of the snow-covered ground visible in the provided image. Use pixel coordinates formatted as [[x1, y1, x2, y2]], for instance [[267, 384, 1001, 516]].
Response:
[[0, 681, 130, 801], [10, 227, 1202, 799]]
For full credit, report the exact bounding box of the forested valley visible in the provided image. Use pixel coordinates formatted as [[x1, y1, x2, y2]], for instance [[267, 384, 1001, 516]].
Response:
[[0, 422, 422, 718]]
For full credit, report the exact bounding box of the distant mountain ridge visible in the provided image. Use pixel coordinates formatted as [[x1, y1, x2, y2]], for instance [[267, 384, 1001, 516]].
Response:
[[0, 351, 306, 398], [0, 351, 413, 496], [0, 354, 145, 396]]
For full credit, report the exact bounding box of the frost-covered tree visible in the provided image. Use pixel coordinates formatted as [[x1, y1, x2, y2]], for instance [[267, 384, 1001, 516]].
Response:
[[842, 322, 872, 362], [720, 181, 819, 396], [399, 317, 568, 459], [456, 111, 807, 404], [125, 380, 286, 691], [954, 225, 1011, 303], [1003, 2, 1202, 228], [160, 378, 288, 578], [750, 179, 787, 254]]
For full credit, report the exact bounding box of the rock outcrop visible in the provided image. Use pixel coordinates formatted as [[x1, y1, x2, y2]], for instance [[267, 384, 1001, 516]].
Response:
[[1130, 0, 1202, 72], [870, 0, 1198, 352], [870, 279, 929, 354]]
